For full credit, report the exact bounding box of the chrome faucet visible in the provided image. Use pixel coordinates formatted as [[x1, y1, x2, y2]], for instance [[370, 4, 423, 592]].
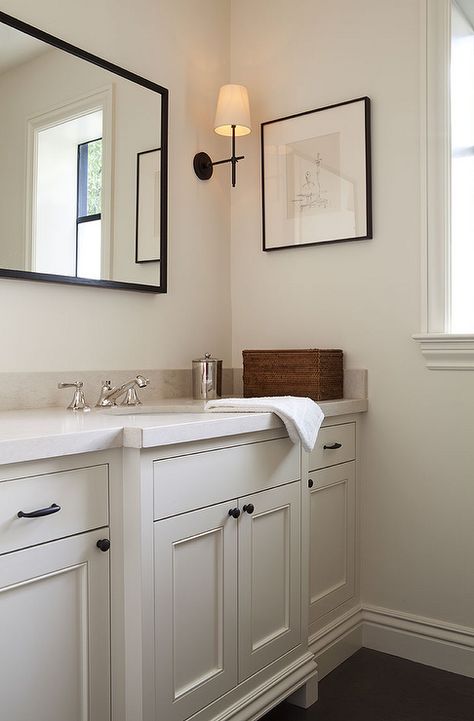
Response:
[[96, 375, 149, 407]]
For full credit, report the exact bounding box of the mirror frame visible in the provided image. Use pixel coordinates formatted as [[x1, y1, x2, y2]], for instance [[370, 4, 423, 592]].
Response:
[[0, 10, 168, 293]]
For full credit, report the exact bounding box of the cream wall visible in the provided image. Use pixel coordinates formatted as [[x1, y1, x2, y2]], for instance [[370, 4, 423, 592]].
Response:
[[4, 0, 474, 636], [230, 0, 474, 629], [0, 0, 232, 371]]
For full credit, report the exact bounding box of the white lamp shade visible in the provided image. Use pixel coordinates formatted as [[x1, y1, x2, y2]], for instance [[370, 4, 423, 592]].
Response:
[[214, 84, 251, 137]]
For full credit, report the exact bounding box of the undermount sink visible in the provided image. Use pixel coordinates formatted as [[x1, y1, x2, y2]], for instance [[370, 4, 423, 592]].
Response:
[[99, 401, 208, 415]]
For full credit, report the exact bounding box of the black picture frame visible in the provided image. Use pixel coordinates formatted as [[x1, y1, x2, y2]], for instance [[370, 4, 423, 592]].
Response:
[[0, 10, 169, 293], [261, 96, 372, 252], [135, 148, 161, 264]]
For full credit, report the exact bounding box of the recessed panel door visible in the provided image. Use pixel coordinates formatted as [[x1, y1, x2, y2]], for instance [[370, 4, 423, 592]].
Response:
[[154, 500, 238, 721], [238, 482, 301, 682], [0, 530, 110, 721], [309, 461, 356, 622]]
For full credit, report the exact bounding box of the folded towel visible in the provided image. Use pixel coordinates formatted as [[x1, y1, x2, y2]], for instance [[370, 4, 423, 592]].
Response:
[[205, 396, 324, 452]]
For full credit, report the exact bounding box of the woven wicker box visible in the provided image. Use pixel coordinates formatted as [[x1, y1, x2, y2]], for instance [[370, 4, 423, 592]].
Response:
[[242, 349, 343, 401]]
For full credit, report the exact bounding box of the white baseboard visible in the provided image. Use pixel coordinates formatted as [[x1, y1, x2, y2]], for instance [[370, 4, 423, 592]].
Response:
[[362, 605, 474, 678], [308, 603, 474, 681]]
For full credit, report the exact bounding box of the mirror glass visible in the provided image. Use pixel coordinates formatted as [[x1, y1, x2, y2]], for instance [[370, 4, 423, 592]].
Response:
[[0, 12, 168, 292]]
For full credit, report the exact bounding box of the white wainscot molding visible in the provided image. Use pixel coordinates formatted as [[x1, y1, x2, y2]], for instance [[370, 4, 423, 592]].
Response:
[[412, 334, 474, 369]]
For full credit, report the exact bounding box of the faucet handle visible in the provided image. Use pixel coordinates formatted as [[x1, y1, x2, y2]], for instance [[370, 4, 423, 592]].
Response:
[[120, 387, 142, 406], [58, 381, 90, 412], [119, 375, 150, 406]]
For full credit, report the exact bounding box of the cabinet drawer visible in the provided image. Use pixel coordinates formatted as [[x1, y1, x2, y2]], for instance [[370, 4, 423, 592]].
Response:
[[0, 465, 109, 555], [308, 423, 355, 471], [154, 437, 300, 519]]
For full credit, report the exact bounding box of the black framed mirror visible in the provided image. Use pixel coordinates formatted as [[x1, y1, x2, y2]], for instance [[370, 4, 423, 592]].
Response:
[[0, 11, 168, 293]]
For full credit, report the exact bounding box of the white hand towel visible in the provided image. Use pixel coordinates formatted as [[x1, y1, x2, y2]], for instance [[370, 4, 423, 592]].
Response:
[[205, 396, 324, 452]]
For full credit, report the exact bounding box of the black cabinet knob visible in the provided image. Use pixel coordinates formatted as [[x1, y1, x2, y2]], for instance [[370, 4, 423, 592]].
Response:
[[96, 538, 111, 552], [228, 508, 241, 519], [308, 479, 314, 488], [243, 504, 254, 514]]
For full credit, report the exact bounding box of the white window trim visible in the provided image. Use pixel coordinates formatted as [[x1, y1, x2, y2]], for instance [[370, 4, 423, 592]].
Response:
[[412, 333, 474, 368], [25, 85, 114, 280], [414, 0, 474, 368]]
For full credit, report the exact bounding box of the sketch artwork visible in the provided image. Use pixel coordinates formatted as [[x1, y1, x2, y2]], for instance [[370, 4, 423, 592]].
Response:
[[286, 132, 342, 217], [291, 153, 329, 211], [284, 131, 356, 243]]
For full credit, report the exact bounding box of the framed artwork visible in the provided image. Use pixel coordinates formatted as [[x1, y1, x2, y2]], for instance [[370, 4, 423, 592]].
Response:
[[135, 147, 161, 263], [261, 96, 372, 251]]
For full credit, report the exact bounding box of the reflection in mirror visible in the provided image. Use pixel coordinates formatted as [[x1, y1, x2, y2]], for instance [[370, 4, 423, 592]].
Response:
[[33, 109, 103, 278], [0, 12, 168, 292]]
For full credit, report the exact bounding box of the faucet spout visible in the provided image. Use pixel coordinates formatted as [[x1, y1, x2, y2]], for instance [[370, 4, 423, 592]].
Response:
[[96, 375, 149, 407]]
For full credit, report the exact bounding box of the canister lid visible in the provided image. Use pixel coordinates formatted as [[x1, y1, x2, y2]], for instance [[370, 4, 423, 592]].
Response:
[[193, 352, 221, 364]]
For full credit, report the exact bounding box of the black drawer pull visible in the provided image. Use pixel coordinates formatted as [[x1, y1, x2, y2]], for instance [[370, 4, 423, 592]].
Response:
[[243, 504, 254, 514], [228, 507, 241, 519], [97, 538, 111, 552], [17, 503, 61, 519], [323, 442, 342, 450], [308, 479, 314, 488]]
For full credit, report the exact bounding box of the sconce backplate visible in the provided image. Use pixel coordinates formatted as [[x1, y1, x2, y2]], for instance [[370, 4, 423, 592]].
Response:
[[193, 152, 213, 180]]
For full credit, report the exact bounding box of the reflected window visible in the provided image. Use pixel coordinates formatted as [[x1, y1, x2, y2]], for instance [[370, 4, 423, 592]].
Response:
[[76, 138, 102, 279]]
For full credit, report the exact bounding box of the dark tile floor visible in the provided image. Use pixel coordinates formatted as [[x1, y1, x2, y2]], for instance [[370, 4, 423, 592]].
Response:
[[261, 648, 474, 721]]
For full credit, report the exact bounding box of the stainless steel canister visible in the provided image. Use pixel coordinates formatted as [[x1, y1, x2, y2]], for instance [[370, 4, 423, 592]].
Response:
[[192, 353, 222, 400]]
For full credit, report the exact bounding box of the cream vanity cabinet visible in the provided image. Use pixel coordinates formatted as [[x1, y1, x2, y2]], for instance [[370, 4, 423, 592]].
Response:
[[0, 452, 113, 721], [307, 421, 357, 632], [123, 429, 317, 721]]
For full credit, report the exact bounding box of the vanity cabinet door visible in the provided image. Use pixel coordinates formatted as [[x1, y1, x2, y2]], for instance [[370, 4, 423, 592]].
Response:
[[238, 481, 301, 682], [154, 500, 238, 721], [0, 529, 110, 721], [309, 461, 356, 623]]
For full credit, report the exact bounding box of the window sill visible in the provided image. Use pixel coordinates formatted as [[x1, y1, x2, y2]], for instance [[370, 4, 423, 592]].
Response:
[[413, 334, 474, 369]]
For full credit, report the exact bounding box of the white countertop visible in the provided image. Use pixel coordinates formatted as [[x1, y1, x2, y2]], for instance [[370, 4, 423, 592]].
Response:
[[0, 398, 367, 466]]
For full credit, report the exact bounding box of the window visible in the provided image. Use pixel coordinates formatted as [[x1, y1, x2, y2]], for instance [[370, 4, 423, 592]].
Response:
[[415, 0, 474, 368], [450, 3, 474, 331]]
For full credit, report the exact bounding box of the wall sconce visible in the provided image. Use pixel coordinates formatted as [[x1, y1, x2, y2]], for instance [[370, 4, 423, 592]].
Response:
[[193, 84, 251, 187]]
